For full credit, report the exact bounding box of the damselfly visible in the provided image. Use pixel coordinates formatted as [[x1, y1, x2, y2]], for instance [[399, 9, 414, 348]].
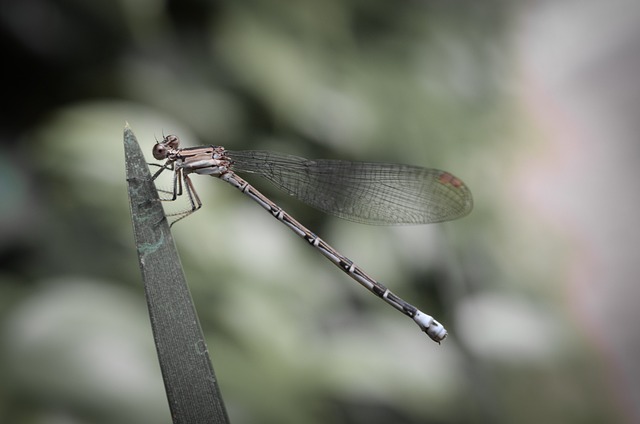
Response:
[[150, 135, 472, 343]]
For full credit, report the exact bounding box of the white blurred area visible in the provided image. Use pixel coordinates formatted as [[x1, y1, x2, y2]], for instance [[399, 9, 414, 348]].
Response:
[[515, 0, 640, 421]]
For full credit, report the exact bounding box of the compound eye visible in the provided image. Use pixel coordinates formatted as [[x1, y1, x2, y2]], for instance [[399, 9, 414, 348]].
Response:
[[152, 144, 167, 160]]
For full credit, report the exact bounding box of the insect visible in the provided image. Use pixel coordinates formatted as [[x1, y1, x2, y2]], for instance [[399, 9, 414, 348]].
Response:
[[151, 135, 472, 342]]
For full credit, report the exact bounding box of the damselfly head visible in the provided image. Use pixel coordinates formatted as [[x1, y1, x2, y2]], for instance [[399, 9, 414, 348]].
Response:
[[152, 135, 181, 160]]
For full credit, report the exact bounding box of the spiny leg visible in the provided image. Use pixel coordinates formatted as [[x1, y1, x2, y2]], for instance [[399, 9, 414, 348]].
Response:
[[166, 173, 203, 227], [151, 162, 185, 201], [150, 160, 174, 180], [148, 164, 192, 227], [149, 161, 181, 198]]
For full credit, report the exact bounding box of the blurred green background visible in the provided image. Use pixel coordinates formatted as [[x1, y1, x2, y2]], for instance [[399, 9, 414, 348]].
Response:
[[1, 0, 638, 423]]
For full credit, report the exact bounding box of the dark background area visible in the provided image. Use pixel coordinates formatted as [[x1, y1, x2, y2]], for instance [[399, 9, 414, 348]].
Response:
[[1, 1, 639, 423]]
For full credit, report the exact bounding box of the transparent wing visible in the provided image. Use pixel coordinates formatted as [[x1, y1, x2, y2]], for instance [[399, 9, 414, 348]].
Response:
[[227, 150, 473, 225]]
